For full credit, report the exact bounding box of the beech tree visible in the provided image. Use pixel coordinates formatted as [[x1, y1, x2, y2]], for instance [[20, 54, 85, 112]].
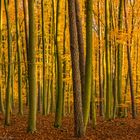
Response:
[[15, 0, 23, 115], [54, 0, 64, 128], [27, 0, 37, 133], [83, 0, 93, 129], [68, 0, 85, 137], [4, 0, 12, 126]]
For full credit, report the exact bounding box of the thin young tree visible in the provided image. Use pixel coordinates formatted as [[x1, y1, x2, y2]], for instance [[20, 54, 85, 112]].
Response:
[[0, 0, 5, 114], [62, 0, 67, 116], [37, 7, 42, 113]]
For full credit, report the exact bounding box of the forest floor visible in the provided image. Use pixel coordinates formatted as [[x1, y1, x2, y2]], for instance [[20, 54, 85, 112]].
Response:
[[0, 109, 140, 140]]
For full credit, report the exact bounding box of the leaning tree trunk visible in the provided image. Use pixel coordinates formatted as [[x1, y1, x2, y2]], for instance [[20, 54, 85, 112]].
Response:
[[27, 0, 37, 133], [68, 0, 85, 137]]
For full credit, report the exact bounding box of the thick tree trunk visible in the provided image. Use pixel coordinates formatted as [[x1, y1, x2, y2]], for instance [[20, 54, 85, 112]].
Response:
[[68, 0, 85, 137]]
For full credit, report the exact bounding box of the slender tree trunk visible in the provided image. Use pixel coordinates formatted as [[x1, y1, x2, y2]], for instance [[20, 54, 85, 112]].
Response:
[[27, 0, 37, 133], [4, 0, 12, 126], [98, 1, 103, 116], [105, 0, 111, 120], [54, 0, 63, 128], [15, 0, 23, 115], [38, 81, 41, 113], [0, 0, 5, 114], [41, 0, 47, 116], [136, 34, 139, 114], [50, 0, 56, 114], [117, 0, 123, 117], [23, 0, 29, 106], [103, 46, 107, 115], [110, 1, 117, 119], [124, 0, 136, 119], [91, 66, 96, 128], [11, 53, 15, 112], [62, 0, 67, 117], [37, 12, 42, 113], [23, 0, 29, 60]]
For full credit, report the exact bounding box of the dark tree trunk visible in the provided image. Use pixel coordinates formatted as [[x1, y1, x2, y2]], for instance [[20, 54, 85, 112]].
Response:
[[75, 0, 85, 106], [68, 0, 85, 137]]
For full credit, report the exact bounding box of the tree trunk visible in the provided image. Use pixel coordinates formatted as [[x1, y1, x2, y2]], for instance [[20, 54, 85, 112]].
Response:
[[83, 0, 93, 129], [62, 0, 67, 117], [15, 0, 23, 115], [124, 0, 136, 119], [105, 0, 111, 120], [27, 0, 37, 133], [54, 0, 63, 128], [0, 0, 5, 114], [23, 0, 29, 106], [98, 1, 104, 116], [41, 0, 47, 116], [75, 0, 85, 106], [4, 0, 12, 126], [68, 0, 85, 137], [117, 0, 123, 117]]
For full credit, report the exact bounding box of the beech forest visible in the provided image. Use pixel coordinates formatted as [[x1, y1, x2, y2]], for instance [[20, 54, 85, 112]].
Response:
[[0, 0, 140, 139]]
